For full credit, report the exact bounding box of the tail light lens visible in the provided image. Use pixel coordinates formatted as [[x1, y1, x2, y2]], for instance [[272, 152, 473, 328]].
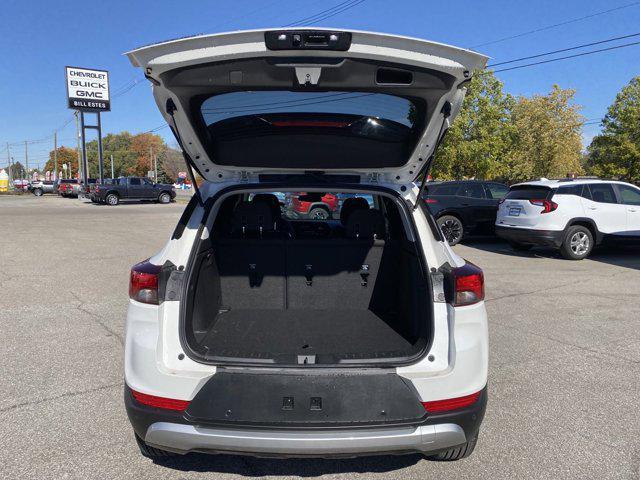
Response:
[[131, 389, 190, 411], [129, 260, 161, 304], [529, 199, 558, 214], [421, 391, 481, 413], [452, 262, 484, 306], [424, 197, 438, 204]]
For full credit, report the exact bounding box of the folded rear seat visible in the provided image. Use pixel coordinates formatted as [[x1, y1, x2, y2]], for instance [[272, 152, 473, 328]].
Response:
[[286, 209, 388, 310], [214, 201, 285, 309]]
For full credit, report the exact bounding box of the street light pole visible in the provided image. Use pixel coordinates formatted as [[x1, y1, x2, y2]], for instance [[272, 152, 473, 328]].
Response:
[[110, 154, 114, 178]]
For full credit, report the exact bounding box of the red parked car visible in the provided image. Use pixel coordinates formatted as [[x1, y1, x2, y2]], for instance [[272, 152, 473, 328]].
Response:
[[290, 192, 339, 220], [56, 179, 78, 197]]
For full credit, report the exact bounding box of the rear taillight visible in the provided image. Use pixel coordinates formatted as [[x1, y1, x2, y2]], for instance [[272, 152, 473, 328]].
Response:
[[452, 262, 484, 306], [529, 199, 558, 214], [421, 391, 481, 413], [129, 260, 161, 304], [131, 389, 190, 411], [424, 197, 438, 204]]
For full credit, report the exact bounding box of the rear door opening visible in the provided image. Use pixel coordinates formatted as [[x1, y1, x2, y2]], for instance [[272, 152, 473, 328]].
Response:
[[181, 186, 432, 367]]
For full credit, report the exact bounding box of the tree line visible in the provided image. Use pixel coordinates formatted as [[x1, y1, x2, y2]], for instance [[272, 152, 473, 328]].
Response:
[[38, 73, 639, 184], [433, 72, 639, 184], [42, 132, 184, 183]]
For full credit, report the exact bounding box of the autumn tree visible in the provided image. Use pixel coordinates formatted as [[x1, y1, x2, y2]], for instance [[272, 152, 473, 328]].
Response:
[[130, 133, 167, 177], [43, 146, 79, 178], [509, 85, 584, 181], [159, 147, 186, 183], [432, 71, 516, 180], [586, 76, 640, 182]]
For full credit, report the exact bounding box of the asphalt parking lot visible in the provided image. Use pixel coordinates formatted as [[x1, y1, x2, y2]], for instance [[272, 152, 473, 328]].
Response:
[[1, 194, 639, 480]]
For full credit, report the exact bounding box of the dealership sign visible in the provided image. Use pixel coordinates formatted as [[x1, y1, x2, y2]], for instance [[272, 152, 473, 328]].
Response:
[[65, 66, 110, 111]]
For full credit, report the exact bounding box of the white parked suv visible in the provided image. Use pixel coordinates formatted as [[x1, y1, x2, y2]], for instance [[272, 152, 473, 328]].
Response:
[[496, 179, 640, 259], [123, 28, 489, 461]]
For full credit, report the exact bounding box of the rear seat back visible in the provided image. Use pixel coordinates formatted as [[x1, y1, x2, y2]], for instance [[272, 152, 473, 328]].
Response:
[[215, 201, 285, 309], [286, 209, 388, 310]]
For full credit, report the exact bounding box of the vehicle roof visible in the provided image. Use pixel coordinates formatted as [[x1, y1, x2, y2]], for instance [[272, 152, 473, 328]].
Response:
[[511, 179, 633, 189]]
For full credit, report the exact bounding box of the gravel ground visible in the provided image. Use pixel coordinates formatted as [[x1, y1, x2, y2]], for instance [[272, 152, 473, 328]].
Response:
[[1, 194, 638, 480]]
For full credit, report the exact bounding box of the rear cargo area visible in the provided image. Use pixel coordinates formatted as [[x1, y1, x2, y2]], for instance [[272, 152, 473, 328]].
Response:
[[183, 191, 431, 366]]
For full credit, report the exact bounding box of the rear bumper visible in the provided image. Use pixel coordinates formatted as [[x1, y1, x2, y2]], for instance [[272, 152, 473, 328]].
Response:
[[125, 385, 486, 458], [495, 225, 563, 247], [144, 422, 466, 457]]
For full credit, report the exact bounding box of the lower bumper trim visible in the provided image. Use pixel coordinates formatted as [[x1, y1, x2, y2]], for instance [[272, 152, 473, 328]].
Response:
[[495, 225, 563, 247], [144, 422, 466, 457]]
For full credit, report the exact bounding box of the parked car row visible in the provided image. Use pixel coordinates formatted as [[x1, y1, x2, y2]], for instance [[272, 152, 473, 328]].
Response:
[[26, 176, 176, 206], [424, 178, 640, 260]]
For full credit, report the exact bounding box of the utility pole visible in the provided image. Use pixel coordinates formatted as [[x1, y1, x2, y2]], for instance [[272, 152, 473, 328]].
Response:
[[75, 111, 82, 180], [154, 152, 158, 183], [54, 131, 58, 180], [24, 141, 29, 180], [149, 146, 153, 180], [6, 143, 12, 185], [110, 154, 114, 179]]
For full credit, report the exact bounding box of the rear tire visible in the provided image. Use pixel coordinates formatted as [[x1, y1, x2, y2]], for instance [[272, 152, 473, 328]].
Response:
[[425, 430, 478, 461], [560, 225, 593, 260], [33, 188, 43, 197], [508, 241, 533, 251], [437, 215, 464, 246], [134, 433, 176, 459], [308, 207, 330, 220], [105, 193, 119, 206]]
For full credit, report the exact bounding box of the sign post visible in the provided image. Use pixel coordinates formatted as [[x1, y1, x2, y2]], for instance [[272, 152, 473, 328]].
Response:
[[65, 66, 110, 185]]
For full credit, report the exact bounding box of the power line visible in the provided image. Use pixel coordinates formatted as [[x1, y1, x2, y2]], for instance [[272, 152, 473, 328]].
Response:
[[471, 1, 640, 48], [492, 40, 640, 73], [283, 0, 366, 27], [489, 32, 640, 67]]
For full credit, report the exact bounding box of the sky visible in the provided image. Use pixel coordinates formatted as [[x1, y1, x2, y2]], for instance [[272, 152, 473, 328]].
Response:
[[1, 0, 639, 170]]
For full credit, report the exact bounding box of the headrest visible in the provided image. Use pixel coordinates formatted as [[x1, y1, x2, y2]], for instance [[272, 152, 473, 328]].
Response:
[[345, 209, 387, 240], [340, 197, 370, 225], [231, 201, 275, 235], [252, 194, 281, 220]]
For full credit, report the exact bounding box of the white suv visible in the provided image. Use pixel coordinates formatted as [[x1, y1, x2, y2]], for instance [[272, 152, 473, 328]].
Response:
[[496, 179, 640, 259], [123, 29, 489, 461]]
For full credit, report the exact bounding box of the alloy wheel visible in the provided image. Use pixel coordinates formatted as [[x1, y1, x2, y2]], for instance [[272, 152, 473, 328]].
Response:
[[570, 231, 590, 256], [440, 218, 463, 244]]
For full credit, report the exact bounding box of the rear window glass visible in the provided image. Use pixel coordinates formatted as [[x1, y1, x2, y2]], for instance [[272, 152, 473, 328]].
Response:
[[429, 184, 458, 196], [588, 183, 617, 204], [505, 186, 552, 200], [247, 192, 374, 221], [458, 183, 485, 198], [555, 184, 584, 196], [198, 91, 423, 169], [485, 183, 508, 199]]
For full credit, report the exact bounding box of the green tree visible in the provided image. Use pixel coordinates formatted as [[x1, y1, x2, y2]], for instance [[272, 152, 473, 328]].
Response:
[[587, 76, 640, 181], [432, 71, 516, 180], [510, 85, 584, 181], [10, 161, 26, 179]]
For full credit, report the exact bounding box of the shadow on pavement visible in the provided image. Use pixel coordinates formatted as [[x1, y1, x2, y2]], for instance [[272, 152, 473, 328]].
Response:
[[151, 452, 422, 476], [461, 238, 640, 271]]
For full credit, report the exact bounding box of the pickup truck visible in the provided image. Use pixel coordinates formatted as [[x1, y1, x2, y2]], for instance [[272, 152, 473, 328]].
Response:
[[91, 177, 176, 206]]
